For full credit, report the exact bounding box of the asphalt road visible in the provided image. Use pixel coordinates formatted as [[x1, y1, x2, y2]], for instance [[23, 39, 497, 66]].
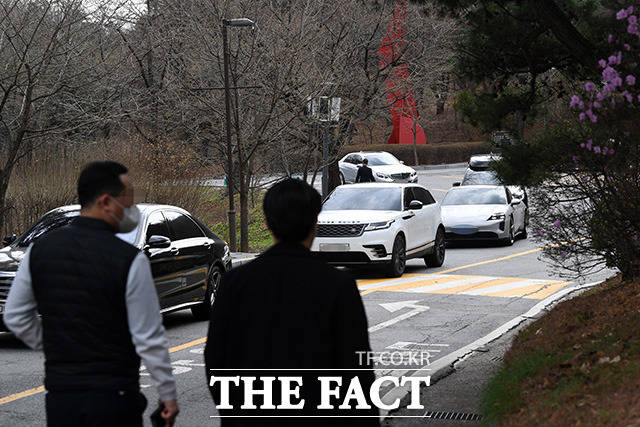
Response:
[[0, 166, 614, 426]]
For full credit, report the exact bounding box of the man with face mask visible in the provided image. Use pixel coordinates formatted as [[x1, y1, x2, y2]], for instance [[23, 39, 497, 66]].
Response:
[[3, 161, 179, 427]]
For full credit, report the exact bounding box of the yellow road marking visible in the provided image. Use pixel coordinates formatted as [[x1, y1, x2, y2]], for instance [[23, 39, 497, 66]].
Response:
[[481, 281, 564, 298], [422, 277, 527, 294], [0, 386, 45, 406], [373, 275, 469, 293], [523, 282, 571, 299], [0, 337, 208, 406], [437, 247, 545, 275]]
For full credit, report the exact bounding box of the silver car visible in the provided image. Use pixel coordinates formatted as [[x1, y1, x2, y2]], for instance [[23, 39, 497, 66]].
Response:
[[339, 151, 418, 184], [441, 185, 527, 245]]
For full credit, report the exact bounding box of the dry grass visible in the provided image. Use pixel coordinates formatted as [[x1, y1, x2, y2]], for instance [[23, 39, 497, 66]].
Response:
[[2, 137, 224, 237]]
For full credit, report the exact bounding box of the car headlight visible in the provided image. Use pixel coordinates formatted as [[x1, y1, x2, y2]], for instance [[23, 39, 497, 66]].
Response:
[[376, 172, 391, 179], [487, 213, 506, 221], [365, 220, 395, 231]]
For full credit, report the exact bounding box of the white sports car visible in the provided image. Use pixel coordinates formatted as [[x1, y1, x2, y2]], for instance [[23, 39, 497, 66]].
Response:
[[339, 151, 418, 184], [441, 185, 527, 246], [311, 183, 445, 277]]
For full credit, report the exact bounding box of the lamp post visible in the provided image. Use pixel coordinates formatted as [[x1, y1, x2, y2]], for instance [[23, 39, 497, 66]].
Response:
[[308, 84, 341, 198], [222, 17, 254, 252]]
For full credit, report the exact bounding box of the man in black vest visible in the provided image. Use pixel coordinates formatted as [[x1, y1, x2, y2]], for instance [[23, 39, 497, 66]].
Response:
[[205, 179, 378, 426], [4, 161, 179, 427], [355, 158, 376, 183]]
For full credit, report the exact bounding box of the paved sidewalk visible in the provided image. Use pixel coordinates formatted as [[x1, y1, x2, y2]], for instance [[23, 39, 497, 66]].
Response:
[[384, 327, 517, 427]]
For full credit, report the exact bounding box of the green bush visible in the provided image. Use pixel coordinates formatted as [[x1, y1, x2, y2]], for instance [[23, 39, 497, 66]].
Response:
[[342, 141, 492, 166]]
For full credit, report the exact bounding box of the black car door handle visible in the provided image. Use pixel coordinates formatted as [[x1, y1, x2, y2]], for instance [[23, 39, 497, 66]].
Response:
[[403, 212, 416, 220], [170, 247, 179, 255]]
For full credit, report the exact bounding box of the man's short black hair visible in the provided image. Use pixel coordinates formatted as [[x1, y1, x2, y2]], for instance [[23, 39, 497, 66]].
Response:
[[263, 178, 321, 243], [77, 161, 128, 208], [362, 158, 368, 164]]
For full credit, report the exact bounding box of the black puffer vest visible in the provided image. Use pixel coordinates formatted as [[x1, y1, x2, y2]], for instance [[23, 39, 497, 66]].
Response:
[[30, 216, 140, 392]]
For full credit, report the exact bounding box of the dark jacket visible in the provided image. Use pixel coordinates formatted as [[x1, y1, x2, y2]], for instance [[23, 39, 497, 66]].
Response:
[[205, 242, 378, 426], [355, 165, 375, 183], [30, 217, 141, 392]]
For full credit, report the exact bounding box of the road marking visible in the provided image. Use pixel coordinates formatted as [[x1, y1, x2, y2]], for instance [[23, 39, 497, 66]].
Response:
[[437, 246, 545, 275], [0, 336, 209, 406], [359, 273, 569, 299], [369, 301, 429, 333]]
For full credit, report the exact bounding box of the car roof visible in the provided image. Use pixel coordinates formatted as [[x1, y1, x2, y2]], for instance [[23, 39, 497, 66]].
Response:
[[43, 203, 190, 216], [338, 183, 426, 189], [345, 151, 392, 155], [450, 184, 503, 190]]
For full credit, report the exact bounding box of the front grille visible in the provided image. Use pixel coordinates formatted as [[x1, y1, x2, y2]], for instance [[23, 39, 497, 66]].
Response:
[[391, 173, 410, 180], [316, 224, 365, 238], [0, 273, 15, 300]]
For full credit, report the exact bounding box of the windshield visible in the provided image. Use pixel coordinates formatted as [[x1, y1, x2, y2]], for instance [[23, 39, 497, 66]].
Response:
[[442, 187, 507, 206], [364, 153, 401, 166], [15, 209, 139, 247], [323, 187, 402, 211], [461, 170, 502, 186]]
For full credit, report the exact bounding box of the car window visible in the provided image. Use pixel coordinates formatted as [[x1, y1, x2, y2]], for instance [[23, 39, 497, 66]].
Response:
[[414, 187, 436, 205], [323, 187, 402, 211], [164, 211, 204, 240], [146, 211, 170, 242], [442, 187, 507, 206], [365, 152, 401, 166], [404, 188, 417, 209], [353, 155, 363, 164], [15, 210, 79, 246], [461, 170, 502, 186]]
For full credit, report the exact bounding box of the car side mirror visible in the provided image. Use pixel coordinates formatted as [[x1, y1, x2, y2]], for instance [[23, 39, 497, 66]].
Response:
[[2, 234, 16, 246], [453, 182, 461, 187], [400, 160, 405, 165], [408, 200, 423, 210], [145, 235, 171, 250]]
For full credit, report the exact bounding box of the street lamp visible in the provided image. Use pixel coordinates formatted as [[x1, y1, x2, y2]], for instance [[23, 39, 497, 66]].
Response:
[[222, 17, 254, 252], [308, 84, 341, 197]]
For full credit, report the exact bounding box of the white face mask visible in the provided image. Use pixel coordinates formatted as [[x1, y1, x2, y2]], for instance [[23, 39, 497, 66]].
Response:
[[109, 197, 141, 233]]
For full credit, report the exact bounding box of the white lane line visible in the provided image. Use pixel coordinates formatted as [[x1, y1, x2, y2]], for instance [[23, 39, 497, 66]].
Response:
[[368, 301, 429, 333], [460, 279, 557, 296], [404, 275, 498, 293]]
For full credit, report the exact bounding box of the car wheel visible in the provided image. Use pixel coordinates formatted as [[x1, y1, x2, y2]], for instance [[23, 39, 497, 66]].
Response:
[[339, 172, 345, 185], [386, 235, 406, 277], [425, 227, 445, 267], [502, 217, 515, 246], [192, 265, 223, 320]]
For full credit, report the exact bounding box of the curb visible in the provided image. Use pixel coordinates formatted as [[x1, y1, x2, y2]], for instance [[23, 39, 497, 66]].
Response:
[[382, 280, 604, 418], [230, 253, 257, 268]]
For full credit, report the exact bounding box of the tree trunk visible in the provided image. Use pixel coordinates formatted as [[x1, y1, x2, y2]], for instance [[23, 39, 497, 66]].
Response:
[[239, 161, 249, 252]]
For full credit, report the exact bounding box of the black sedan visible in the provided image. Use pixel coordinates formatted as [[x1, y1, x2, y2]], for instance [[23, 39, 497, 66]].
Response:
[[0, 204, 231, 330]]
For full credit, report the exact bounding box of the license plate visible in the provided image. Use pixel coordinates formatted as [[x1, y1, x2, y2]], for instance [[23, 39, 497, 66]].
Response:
[[319, 243, 350, 252]]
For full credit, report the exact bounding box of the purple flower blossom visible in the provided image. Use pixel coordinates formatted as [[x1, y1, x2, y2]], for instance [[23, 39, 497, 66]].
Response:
[[603, 147, 609, 155], [624, 90, 634, 103], [597, 92, 605, 101], [594, 146, 602, 154], [625, 43, 632, 51], [579, 112, 586, 121], [610, 148, 615, 155], [628, 6, 634, 15], [618, 9, 629, 20], [599, 59, 607, 68], [593, 101, 602, 108], [608, 54, 618, 65], [627, 75, 636, 85], [553, 220, 562, 228], [633, 234, 638, 242], [609, 33, 615, 43], [572, 155, 579, 163], [580, 143, 585, 148], [630, 15, 638, 25], [613, 76, 624, 87], [586, 140, 593, 150], [570, 95, 581, 109], [629, 22, 639, 35], [535, 230, 543, 238], [585, 109, 597, 123], [603, 66, 619, 82], [585, 81, 595, 91]]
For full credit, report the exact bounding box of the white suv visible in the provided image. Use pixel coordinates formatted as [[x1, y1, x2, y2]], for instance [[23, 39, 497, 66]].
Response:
[[311, 183, 445, 277]]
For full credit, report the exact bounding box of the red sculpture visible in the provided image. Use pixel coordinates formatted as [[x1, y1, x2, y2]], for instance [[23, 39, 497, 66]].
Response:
[[378, 0, 426, 145]]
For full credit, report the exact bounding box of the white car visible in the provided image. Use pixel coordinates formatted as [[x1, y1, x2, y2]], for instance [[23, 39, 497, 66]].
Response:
[[441, 185, 527, 246], [311, 183, 445, 277], [339, 151, 418, 184]]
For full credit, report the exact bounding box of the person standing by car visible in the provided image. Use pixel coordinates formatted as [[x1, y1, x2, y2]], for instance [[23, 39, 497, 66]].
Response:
[[205, 178, 378, 426], [3, 161, 179, 427], [355, 158, 376, 183]]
